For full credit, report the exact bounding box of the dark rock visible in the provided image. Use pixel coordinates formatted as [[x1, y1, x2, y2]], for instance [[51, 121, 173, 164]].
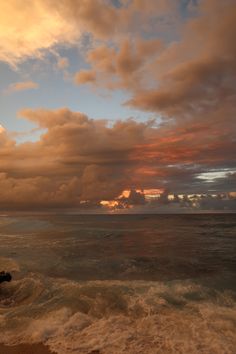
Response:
[[0, 272, 12, 284]]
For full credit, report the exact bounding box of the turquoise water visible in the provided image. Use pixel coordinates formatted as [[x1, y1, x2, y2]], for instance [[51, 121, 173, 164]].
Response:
[[0, 214, 235, 353]]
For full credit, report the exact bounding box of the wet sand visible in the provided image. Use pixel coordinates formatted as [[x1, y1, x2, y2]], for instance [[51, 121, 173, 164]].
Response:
[[0, 343, 56, 354]]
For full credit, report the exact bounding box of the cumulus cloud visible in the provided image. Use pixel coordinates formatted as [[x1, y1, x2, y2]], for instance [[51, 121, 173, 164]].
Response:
[[69, 0, 236, 121], [74, 38, 163, 89], [4, 81, 39, 94], [0, 0, 124, 66], [0, 105, 235, 210], [127, 0, 236, 117], [0, 108, 151, 208], [0, 0, 179, 66], [0, 0, 235, 210], [0, 173, 81, 209], [0, 1, 80, 66]]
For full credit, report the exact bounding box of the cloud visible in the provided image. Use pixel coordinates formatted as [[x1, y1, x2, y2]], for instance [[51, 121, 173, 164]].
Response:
[[74, 70, 96, 85], [57, 57, 69, 70], [74, 38, 162, 89], [0, 0, 236, 210], [0, 105, 235, 210], [0, 0, 179, 66], [0, 1, 81, 66], [127, 0, 236, 117], [0, 108, 152, 208], [0, 0, 125, 66], [4, 81, 39, 94], [0, 0, 122, 66], [64, 0, 235, 120], [0, 173, 81, 209]]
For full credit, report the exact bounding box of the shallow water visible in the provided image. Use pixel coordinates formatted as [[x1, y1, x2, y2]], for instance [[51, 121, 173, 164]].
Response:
[[0, 214, 235, 353]]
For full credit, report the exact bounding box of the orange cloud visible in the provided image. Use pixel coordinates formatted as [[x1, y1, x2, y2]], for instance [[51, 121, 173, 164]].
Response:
[[0, 0, 122, 66], [0, 0, 182, 67], [127, 0, 236, 116], [4, 81, 39, 94], [57, 57, 69, 70], [0, 104, 235, 210], [0, 1, 80, 66], [74, 38, 162, 90], [0, 0, 236, 209], [74, 70, 96, 85]]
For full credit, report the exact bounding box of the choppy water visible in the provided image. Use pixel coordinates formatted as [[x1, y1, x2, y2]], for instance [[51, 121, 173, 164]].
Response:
[[0, 214, 235, 353]]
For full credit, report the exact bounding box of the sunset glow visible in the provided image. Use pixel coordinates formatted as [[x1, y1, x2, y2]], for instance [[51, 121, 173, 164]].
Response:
[[0, 0, 235, 211], [0, 2, 236, 353], [100, 200, 119, 208]]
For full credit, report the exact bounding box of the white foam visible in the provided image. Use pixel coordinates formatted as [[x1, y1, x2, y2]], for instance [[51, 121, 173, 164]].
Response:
[[0, 279, 236, 353]]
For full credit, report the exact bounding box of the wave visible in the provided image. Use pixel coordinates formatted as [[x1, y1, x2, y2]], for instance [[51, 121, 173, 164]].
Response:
[[0, 274, 236, 354], [0, 257, 20, 273]]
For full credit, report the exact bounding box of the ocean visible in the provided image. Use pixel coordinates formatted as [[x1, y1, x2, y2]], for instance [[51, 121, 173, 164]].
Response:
[[0, 214, 235, 353]]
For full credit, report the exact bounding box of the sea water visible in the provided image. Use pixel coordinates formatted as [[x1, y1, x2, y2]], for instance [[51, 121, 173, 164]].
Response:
[[0, 214, 235, 353]]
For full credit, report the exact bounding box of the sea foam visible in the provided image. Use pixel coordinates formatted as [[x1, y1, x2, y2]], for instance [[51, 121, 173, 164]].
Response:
[[0, 277, 235, 354]]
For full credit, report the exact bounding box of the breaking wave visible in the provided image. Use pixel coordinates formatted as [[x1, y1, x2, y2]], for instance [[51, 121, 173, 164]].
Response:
[[0, 271, 236, 354]]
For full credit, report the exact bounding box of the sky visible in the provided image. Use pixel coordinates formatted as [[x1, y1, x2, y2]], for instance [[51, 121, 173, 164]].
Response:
[[0, 0, 236, 210]]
